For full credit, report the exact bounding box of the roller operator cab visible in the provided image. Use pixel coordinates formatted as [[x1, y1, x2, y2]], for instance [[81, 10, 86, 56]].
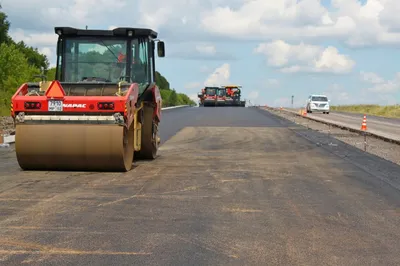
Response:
[[11, 26, 166, 172], [202, 87, 218, 107], [306, 94, 330, 114], [216, 87, 226, 106]]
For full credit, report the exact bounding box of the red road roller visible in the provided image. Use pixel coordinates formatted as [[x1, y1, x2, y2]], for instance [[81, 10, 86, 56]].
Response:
[[11, 26, 166, 171]]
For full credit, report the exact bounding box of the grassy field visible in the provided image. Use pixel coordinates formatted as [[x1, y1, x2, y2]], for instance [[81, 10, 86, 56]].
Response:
[[331, 104, 400, 118], [0, 107, 10, 117]]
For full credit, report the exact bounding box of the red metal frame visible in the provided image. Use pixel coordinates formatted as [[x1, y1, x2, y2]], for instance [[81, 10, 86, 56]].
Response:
[[11, 80, 163, 129], [204, 88, 216, 100], [217, 95, 226, 101], [204, 95, 216, 100], [149, 83, 162, 122], [11, 80, 142, 129]]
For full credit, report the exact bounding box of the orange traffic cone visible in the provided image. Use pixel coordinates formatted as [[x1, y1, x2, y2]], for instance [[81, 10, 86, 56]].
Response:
[[361, 114, 367, 131], [303, 109, 307, 116]]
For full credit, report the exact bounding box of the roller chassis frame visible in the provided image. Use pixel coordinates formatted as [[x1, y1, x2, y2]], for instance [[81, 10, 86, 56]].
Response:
[[12, 81, 161, 128]]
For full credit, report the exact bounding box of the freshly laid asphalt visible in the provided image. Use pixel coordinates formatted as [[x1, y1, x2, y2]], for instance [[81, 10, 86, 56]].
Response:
[[0, 106, 399, 265]]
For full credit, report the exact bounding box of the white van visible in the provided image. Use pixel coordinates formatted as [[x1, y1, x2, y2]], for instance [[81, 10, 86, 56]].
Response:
[[306, 95, 330, 114]]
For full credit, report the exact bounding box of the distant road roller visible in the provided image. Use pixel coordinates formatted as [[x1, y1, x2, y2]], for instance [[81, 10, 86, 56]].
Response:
[[200, 87, 219, 107], [11, 26, 166, 171]]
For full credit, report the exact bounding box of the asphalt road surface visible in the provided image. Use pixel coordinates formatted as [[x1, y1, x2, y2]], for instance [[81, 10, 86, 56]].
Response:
[[284, 108, 400, 142], [1, 107, 400, 265]]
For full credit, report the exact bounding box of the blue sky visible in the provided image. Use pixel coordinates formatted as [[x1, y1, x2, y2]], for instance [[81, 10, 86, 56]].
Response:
[[2, 0, 400, 107]]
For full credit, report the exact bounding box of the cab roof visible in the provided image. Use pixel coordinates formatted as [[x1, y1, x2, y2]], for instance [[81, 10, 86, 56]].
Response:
[[54, 27, 158, 39]]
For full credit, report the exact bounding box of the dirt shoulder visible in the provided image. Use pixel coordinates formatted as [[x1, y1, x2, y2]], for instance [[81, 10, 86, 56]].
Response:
[[262, 107, 400, 166], [1, 116, 14, 135]]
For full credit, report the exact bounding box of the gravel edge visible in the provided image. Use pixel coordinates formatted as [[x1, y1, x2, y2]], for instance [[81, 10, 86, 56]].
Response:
[[261, 107, 400, 166], [1, 116, 14, 136]]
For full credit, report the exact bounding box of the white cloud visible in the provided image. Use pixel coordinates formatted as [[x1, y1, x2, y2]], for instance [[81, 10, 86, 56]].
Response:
[[267, 79, 279, 86], [3, 0, 127, 31], [321, 82, 399, 105], [200, 66, 211, 73], [272, 97, 305, 108], [204, 63, 230, 86], [199, 0, 400, 46], [39, 47, 53, 60], [4, 0, 400, 49], [255, 40, 355, 73], [168, 43, 236, 60], [184, 82, 202, 90], [360, 71, 385, 84], [360, 72, 400, 93], [9, 29, 57, 47], [8, 29, 58, 67], [368, 82, 398, 93], [188, 93, 199, 104], [4, 0, 400, 69], [246, 91, 260, 105], [323, 83, 350, 104], [248, 91, 259, 99], [195, 44, 216, 55]]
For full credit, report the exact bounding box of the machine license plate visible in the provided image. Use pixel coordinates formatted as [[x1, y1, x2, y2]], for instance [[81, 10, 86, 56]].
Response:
[[48, 100, 63, 111]]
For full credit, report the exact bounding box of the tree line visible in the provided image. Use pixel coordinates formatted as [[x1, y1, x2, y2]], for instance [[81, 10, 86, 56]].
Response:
[[0, 5, 194, 115]]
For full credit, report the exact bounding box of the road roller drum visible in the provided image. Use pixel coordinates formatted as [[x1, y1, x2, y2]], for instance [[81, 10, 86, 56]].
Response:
[[15, 124, 134, 171]]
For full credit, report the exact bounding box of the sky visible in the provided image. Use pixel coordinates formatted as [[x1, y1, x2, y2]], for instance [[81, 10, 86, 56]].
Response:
[[2, 0, 400, 107]]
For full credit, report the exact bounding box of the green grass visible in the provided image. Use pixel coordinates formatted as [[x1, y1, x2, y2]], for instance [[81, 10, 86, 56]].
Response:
[[0, 106, 10, 117], [331, 104, 400, 118]]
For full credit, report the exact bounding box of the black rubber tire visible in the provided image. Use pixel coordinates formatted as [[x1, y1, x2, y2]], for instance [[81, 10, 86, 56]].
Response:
[[135, 105, 159, 160]]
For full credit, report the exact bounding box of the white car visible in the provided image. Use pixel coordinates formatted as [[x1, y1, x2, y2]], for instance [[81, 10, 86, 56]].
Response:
[[306, 95, 330, 114]]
